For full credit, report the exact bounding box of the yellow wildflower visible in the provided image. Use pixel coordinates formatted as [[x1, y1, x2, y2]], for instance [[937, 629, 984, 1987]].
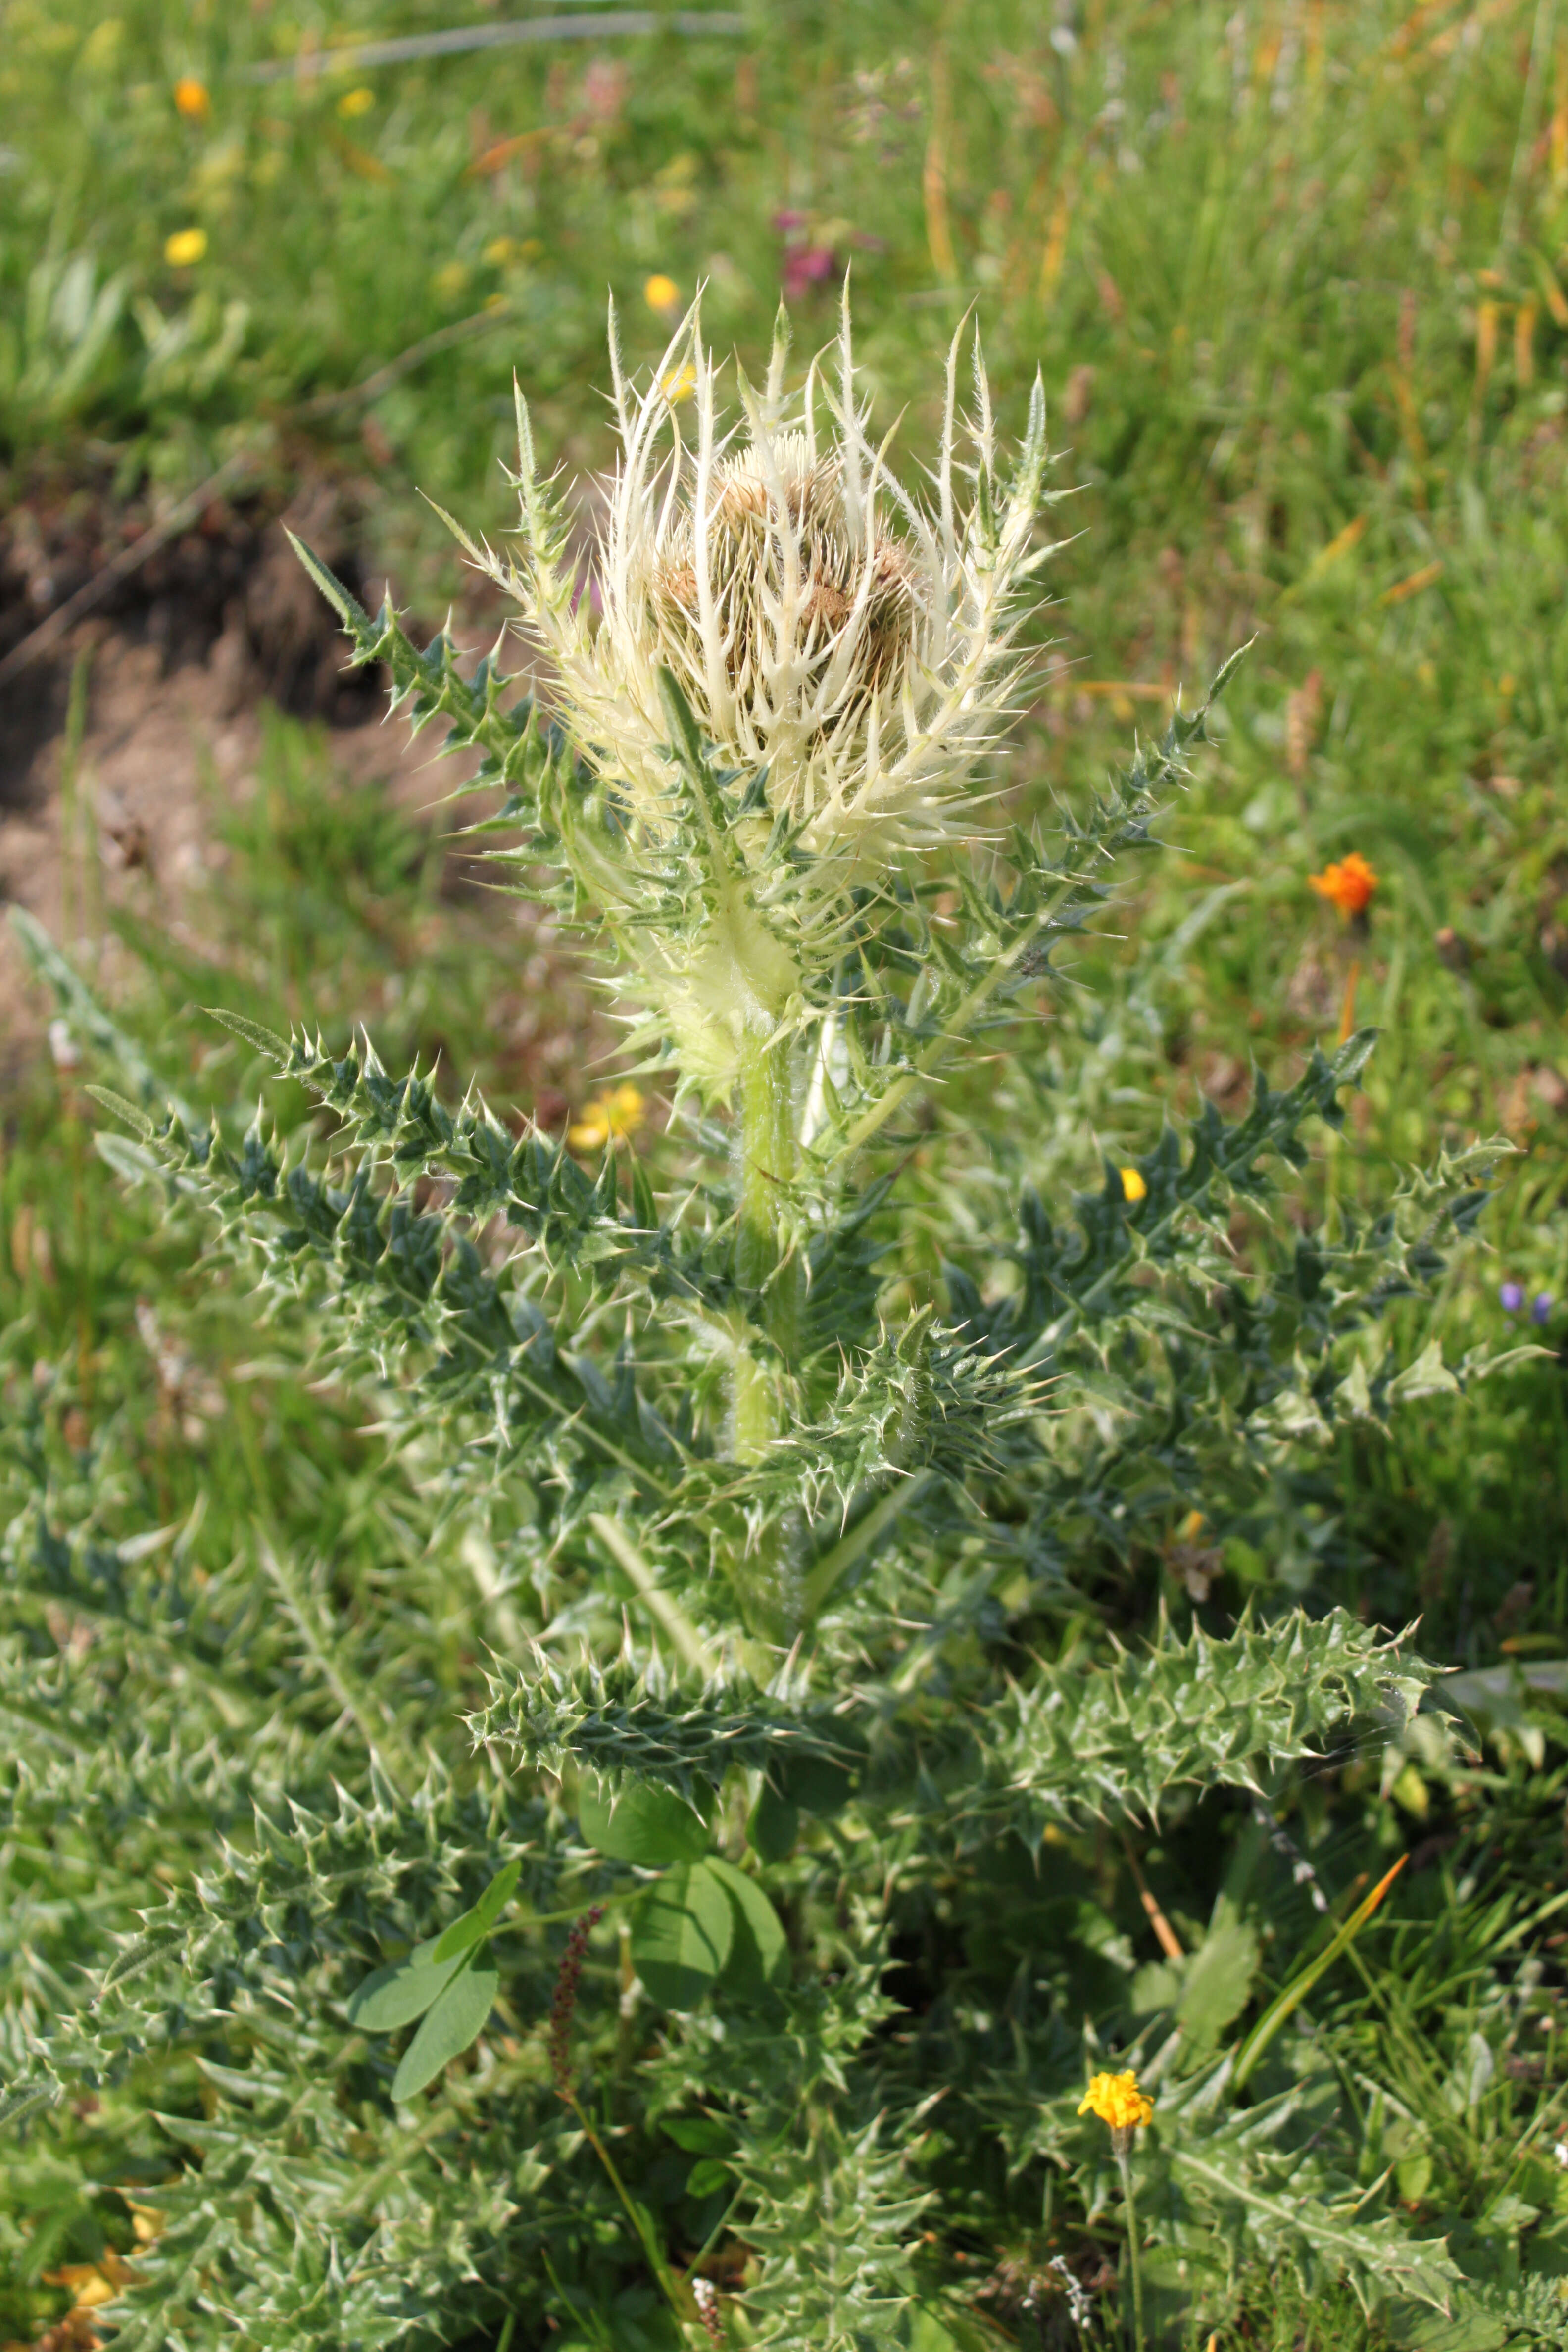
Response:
[[644, 272, 681, 315], [1078, 2069, 1154, 2134], [431, 260, 471, 303], [569, 1083, 647, 1154], [659, 360, 698, 404], [1119, 1166, 1147, 1204], [44, 2247, 139, 2313], [164, 227, 208, 267], [173, 77, 210, 120], [337, 87, 376, 118]]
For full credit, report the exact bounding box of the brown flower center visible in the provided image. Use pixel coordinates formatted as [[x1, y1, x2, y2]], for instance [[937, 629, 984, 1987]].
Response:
[[652, 456, 922, 748]]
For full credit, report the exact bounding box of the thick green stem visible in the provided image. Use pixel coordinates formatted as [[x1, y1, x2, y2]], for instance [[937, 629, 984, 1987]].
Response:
[[731, 1024, 802, 1634], [733, 1026, 799, 1452]]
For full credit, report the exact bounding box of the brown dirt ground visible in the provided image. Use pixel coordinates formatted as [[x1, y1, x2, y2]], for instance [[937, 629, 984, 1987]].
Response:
[[0, 476, 515, 1088]]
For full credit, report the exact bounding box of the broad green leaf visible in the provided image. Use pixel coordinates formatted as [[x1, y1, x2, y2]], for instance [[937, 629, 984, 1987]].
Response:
[[773, 1736, 865, 1817], [390, 1957, 499, 2101], [663, 2116, 732, 2155], [631, 1861, 732, 2008], [432, 1860, 522, 1963], [579, 1778, 709, 1866], [686, 2157, 732, 2199], [1130, 1959, 1182, 2015], [746, 1779, 799, 1862], [708, 1855, 789, 1994], [431, 1911, 488, 1965], [1176, 1917, 1260, 2045], [348, 1935, 463, 2033], [1366, 2298, 1503, 2352]]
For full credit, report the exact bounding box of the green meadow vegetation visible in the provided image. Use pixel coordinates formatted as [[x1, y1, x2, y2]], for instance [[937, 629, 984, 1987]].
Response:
[[2, 2, 1568, 2348]]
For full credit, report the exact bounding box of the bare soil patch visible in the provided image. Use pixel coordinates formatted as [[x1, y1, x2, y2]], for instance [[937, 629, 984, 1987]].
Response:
[[0, 472, 514, 1085]]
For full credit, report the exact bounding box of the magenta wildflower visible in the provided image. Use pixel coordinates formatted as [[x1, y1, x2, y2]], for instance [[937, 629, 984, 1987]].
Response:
[[783, 244, 836, 301]]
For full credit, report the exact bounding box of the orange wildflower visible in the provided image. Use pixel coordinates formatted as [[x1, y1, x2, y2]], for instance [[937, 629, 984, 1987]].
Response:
[[1308, 851, 1378, 919]]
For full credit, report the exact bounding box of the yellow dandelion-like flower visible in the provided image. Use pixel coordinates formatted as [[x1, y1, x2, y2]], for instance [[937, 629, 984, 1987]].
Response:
[[1119, 1166, 1147, 1204], [659, 360, 698, 404], [644, 272, 680, 315], [45, 2248, 139, 2315], [337, 87, 376, 118], [173, 77, 210, 120], [127, 2201, 166, 2247], [1078, 2069, 1154, 2134], [568, 1083, 647, 1154], [164, 227, 208, 267]]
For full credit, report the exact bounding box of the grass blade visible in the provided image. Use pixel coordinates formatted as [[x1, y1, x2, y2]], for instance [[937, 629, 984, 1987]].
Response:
[[1231, 1856, 1408, 2093]]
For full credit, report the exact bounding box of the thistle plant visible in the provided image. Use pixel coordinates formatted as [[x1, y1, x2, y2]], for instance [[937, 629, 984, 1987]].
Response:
[[3, 298, 1522, 2351]]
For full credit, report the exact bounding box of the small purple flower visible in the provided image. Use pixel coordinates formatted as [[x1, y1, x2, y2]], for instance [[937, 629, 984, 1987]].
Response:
[[1500, 1282, 1525, 1313], [772, 209, 808, 234], [783, 244, 837, 302], [1532, 1292, 1554, 1324]]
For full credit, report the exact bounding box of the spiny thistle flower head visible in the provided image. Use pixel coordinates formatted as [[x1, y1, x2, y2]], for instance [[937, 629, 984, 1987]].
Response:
[[493, 284, 1055, 868], [447, 287, 1057, 1100]]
